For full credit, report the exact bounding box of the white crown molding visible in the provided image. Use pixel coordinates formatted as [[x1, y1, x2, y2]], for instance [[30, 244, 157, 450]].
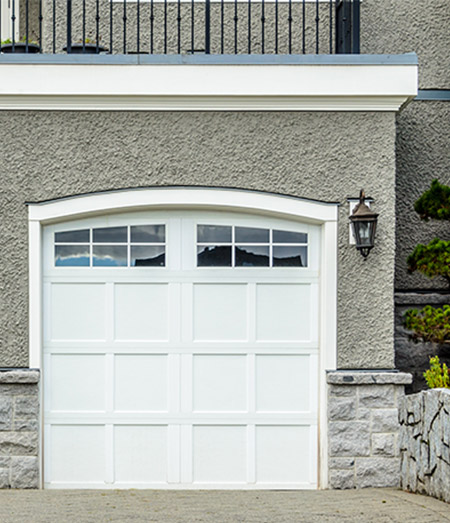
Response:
[[0, 62, 417, 111]]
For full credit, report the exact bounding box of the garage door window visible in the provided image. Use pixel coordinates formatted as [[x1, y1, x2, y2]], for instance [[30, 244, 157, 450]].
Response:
[[54, 224, 166, 267], [197, 224, 308, 268]]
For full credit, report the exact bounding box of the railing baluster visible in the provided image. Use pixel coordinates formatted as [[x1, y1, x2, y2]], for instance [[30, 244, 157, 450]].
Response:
[[26, 0, 29, 52], [164, 0, 167, 53], [220, 0, 224, 54], [302, 0, 305, 54], [288, 0, 292, 54], [82, 0, 86, 52], [177, 0, 181, 54], [11, 0, 16, 50], [110, 0, 113, 54], [96, 0, 100, 52], [150, 0, 154, 53], [261, 0, 265, 54], [275, 0, 278, 54], [234, 0, 237, 54], [137, 0, 140, 53], [123, 0, 127, 53], [191, 0, 194, 53], [52, 0, 56, 52], [248, 0, 251, 54], [66, 0, 72, 53], [352, 0, 360, 53], [315, 0, 319, 53], [329, 0, 333, 53], [39, 0, 43, 52], [205, 0, 210, 54]]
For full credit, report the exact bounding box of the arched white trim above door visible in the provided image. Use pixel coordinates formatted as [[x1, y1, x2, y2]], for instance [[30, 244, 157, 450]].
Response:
[[28, 186, 337, 489]]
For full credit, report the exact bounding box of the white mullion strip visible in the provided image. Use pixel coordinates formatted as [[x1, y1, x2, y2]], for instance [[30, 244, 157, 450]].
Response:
[[247, 353, 256, 414], [246, 424, 256, 484], [105, 424, 114, 485], [127, 225, 131, 267], [106, 283, 115, 344], [168, 353, 181, 414], [269, 229, 273, 268], [180, 424, 193, 484], [248, 283, 257, 344], [43, 282, 52, 345], [180, 354, 193, 414], [181, 283, 193, 344], [231, 226, 236, 267], [43, 423, 51, 486], [169, 283, 181, 345], [309, 424, 318, 487], [168, 425, 181, 483]]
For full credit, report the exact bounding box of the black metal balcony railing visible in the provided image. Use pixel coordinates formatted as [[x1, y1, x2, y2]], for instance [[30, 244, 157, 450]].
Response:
[[0, 0, 360, 56]]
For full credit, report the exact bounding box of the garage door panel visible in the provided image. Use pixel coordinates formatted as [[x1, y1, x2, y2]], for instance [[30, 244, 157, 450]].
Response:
[[255, 355, 311, 413], [193, 284, 248, 341], [114, 284, 169, 341], [114, 355, 168, 412], [192, 355, 247, 412], [50, 425, 105, 483], [192, 425, 247, 484], [50, 283, 106, 341], [114, 425, 168, 483], [49, 354, 106, 412]]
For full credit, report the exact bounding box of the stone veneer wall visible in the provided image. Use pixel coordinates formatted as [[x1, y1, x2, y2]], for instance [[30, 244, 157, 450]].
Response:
[[0, 370, 40, 489], [399, 389, 450, 503], [327, 371, 412, 489]]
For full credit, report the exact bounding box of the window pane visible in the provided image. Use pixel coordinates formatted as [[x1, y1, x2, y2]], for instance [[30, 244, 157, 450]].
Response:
[[235, 226, 269, 243], [273, 230, 308, 244], [131, 246, 165, 267], [55, 229, 89, 243], [93, 245, 127, 267], [55, 245, 90, 266], [235, 246, 270, 267], [197, 245, 232, 267], [197, 225, 231, 243], [131, 225, 165, 243], [93, 226, 127, 243], [273, 246, 308, 267]]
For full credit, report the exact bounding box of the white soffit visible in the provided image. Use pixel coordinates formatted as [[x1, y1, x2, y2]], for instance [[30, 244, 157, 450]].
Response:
[[0, 63, 417, 111]]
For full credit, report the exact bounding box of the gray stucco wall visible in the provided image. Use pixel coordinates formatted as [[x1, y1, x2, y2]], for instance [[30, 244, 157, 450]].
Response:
[[0, 110, 396, 369], [395, 100, 450, 291]]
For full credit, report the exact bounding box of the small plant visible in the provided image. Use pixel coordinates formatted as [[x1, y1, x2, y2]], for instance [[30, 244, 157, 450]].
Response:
[[423, 356, 450, 389], [414, 179, 450, 221], [1, 35, 38, 46], [407, 239, 450, 287], [404, 305, 450, 344]]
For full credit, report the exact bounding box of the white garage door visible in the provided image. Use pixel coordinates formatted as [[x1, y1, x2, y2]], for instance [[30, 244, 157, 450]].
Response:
[[43, 210, 320, 489]]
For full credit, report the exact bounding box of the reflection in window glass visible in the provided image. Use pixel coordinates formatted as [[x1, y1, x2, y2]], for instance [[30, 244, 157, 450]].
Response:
[[131, 246, 165, 267], [93, 245, 127, 267], [55, 245, 90, 266], [55, 229, 90, 243], [273, 230, 307, 243], [235, 226, 269, 243], [235, 246, 270, 267], [197, 245, 232, 267], [93, 226, 127, 243], [273, 246, 307, 267], [131, 225, 165, 243], [197, 225, 231, 243]]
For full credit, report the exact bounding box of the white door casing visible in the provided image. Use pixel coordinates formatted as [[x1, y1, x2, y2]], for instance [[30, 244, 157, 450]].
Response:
[[28, 188, 338, 489]]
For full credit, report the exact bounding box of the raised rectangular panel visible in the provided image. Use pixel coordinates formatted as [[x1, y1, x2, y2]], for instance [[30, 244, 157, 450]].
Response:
[[256, 284, 311, 341], [256, 425, 310, 484], [114, 425, 167, 483], [50, 355, 105, 412], [114, 284, 169, 341], [193, 284, 247, 341], [193, 355, 247, 412], [114, 355, 168, 412], [256, 355, 310, 412], [193, 425, 247, 483], [50, 425, 105, 483], [50, 283, 106, 340]]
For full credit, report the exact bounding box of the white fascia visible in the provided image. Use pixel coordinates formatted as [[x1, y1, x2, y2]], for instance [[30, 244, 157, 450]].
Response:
[[0, 60, 417, 111]]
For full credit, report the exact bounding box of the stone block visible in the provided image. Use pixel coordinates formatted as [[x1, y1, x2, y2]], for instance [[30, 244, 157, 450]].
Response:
[[14, 397, 39, 419], [328, 397, 356, 421], [0, 398, 12, 431], [442, 408, 450, 446], [10, 457, 38, 489], [329, 421, 370, 457], [424, 390, 442, 437], [372, 433, 396, 457], [329, 385, 356, 398], [0, 370, 39, 384], [356, 408, 371, 421], [0, 432, 38, 456], [355, 457, 400, 488], [13, 419, 39, 432], [358, 385, 396, 408], [371, 409, 399, 433], [0, 468, 9, 489], [329, 469, 355, 489], [328, 457, 355, 470]]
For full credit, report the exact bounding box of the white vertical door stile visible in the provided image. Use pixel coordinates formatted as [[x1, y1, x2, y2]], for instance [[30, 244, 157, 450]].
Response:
[[43, 210, 320, 489]]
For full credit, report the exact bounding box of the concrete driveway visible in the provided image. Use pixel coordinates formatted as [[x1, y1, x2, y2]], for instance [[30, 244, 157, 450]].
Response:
[[0, 488, 449, 522]]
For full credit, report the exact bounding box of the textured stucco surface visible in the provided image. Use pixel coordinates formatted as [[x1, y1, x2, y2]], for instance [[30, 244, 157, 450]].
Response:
[[395, 101, 450, 291], [361, 0, 449, 89], [0, 111, 396, 368]]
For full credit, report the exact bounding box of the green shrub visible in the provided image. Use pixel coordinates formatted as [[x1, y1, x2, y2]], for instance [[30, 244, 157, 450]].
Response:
[[414, 179, 450, 221], [404, 305, 450, 344], [407, 239, 450, 287], [423, 356, 450, 389]]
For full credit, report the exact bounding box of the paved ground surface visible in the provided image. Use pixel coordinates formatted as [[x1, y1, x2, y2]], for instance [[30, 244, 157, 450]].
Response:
[[0, 488, 449, 522]]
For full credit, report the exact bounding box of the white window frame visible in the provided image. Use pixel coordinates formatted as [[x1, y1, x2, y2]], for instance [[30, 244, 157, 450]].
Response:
[[28, 186, 337, 489]]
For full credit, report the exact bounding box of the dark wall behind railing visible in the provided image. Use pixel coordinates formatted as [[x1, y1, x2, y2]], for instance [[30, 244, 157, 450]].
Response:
[[5, 0, 360, 55]]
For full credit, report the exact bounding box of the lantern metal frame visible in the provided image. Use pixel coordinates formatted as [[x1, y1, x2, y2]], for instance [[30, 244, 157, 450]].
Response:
[[349, 189, 378, 258]]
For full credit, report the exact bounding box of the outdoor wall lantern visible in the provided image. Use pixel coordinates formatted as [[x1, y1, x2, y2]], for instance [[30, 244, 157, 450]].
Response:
[[349, 190, 378, 259]]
